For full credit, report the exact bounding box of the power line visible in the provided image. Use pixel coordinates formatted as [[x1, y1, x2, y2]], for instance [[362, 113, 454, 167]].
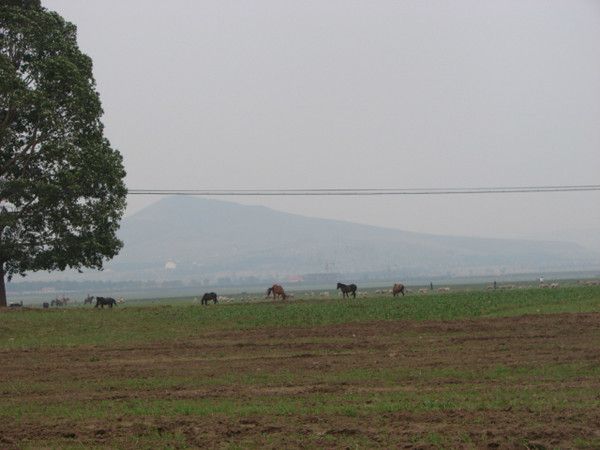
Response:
[[127, 184, 600, 196]]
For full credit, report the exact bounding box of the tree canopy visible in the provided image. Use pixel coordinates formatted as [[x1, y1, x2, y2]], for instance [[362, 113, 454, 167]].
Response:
[[0, 2, 127, 306]]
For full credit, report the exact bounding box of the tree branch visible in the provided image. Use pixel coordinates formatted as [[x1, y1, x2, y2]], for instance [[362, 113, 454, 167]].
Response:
[[0, 101, 15, 132]]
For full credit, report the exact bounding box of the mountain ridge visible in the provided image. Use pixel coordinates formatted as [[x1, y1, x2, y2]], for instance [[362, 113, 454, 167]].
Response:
[[106, 196, 599, 279]]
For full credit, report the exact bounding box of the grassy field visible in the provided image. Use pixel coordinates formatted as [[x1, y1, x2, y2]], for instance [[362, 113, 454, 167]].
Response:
[[2, 286, 600, 448], [3, 285, 600, 349]]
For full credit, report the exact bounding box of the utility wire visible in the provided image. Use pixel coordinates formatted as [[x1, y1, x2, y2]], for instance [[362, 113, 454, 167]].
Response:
[[127, 184, 600, 196]]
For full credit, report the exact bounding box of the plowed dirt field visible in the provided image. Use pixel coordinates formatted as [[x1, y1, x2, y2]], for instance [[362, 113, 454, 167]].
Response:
[[2, 309, 600, 449]]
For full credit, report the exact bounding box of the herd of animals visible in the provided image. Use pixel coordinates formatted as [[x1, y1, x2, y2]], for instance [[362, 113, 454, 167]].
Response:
[[200, 282, 404, 304], [12, 295, 126, 309], [6, 282, 406, 308], [6, 279, 599, 309]]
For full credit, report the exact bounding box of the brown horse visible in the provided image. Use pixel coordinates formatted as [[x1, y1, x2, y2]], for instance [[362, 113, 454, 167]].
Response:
[[392, 283, 405, 297], [266, 284, 287, 300]]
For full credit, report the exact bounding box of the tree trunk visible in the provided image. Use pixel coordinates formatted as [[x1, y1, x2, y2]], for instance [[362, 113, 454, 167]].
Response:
[[0, 265, 6, 307]]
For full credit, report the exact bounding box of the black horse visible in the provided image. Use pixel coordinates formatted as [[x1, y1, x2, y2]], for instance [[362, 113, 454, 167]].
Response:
[[95, 297, 117, 308], [201, 292, 218, 305], [337, 282, 357, 299]]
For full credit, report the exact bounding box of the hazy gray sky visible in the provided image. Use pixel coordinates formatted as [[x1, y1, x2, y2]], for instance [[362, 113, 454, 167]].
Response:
[[45, 1, 600, 246]]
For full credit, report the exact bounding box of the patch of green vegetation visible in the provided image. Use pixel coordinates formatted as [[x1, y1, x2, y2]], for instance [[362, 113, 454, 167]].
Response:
[[3, 384, 599, 421], [573, 437, 600, 449], [2, 286, 600, 350], [424, 431, 447, 447], [4, 360, 599, 405]]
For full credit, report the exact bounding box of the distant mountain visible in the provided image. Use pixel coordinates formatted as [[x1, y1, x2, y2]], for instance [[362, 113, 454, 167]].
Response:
[[104, 196, 600, 280]]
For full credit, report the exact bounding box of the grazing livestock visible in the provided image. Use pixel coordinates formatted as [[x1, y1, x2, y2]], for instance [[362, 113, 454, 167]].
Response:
[[392, 283, 406, 297], [550, 283, 560, 289], [337, 283, 357, 299], [95, 297, 117, 308], [437, 287, 451, 293], [9, 301, 23, 307], [83, 295, 94, 305], [201, 292, 218, 305], [42, 302, 49, 309], [51, 296, 69, 307], [418, 288, 428, 294], [266, 284, 287, 300]]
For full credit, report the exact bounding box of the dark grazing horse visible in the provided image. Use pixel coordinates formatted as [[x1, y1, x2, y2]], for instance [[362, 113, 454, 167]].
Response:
[[392, 283, 406, 297], [95, 297, 117, 308], [337, 282, 357, 299], [266, 284, 287, 300], [201, 292, 218, 305]]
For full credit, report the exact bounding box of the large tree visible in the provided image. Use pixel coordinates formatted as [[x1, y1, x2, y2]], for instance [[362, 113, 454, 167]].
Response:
[[0, 1, 127, 306]]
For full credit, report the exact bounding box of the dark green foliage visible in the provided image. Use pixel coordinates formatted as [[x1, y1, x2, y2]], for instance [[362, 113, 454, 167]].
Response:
[[0, 3, 126, 305], [1, 0, 41, 9]]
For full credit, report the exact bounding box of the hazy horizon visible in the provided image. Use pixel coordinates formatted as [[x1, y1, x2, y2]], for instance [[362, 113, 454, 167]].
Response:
[[43, 0, 600, 248], [10, 195, 600, 288]]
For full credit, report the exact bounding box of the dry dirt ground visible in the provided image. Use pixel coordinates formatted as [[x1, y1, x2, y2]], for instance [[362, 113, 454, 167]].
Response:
[[2, 313, 600, 449]]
